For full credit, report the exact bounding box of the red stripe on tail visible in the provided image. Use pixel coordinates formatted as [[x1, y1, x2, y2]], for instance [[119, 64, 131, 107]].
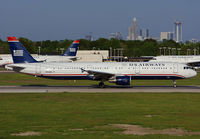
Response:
[[73, 40, 80, 43], [7, 37, 19, 42]]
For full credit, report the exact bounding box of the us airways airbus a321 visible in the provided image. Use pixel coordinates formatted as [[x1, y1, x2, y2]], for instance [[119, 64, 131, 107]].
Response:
[[6, 37, 197, 88]]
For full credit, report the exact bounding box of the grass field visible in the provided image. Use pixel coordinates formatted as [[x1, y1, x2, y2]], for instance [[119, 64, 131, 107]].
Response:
[[1, 93, 200, 138], [0, 72, 199, 86]]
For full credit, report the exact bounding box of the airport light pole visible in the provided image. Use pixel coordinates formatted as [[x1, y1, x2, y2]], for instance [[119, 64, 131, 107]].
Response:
[[199, 46, 200, 55], [187, 49, 191, 55], [116, 48, 123, 62], [109, 47, 112, 61], [168, 47, 171, 55], [172, 48, 176, 55], [193, 48, 197, 55], [120, 48, 123, 62], [163, 47, 166, 55], [177, 48, 181, 55], [159, 48, 162, 55], [60, 48, 64, 55], [114, 49, 116, 61], [38, 46, 41, 56], [116, 48, 119, 62]]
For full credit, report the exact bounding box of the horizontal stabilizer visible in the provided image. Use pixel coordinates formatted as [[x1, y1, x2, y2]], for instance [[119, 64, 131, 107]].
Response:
[[5, 64, 25, 72]]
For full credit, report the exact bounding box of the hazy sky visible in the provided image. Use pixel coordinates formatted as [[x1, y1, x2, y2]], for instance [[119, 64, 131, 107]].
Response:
[[0, 0, 200, 41]]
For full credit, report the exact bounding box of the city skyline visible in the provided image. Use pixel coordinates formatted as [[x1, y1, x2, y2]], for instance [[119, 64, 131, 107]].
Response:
[[127, 17, 139, 40], [0, 0, 200, 41]]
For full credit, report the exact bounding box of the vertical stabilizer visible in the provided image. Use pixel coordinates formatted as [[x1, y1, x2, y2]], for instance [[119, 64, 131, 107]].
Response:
[[7, 37, 38, 63], [62, 40, 80, 56]]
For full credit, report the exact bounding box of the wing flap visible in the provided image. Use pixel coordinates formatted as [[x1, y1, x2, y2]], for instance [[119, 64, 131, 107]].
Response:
[[82, 69, 115, 80]]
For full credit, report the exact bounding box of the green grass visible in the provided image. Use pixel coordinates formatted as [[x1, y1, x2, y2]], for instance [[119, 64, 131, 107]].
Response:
[[0, 72, 199, 86], [1, 93, 200, 138]]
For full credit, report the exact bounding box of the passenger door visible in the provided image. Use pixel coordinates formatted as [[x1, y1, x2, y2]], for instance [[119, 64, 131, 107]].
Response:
[[135, 65, 140, 75], [36, 64, 41, 74], [173, 64, 178, 73]]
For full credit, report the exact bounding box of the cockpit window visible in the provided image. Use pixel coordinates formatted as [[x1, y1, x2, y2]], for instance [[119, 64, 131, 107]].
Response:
[[152, 58, 156, 60], [184, 66, 194, 70], [0, 57, 2, 60]]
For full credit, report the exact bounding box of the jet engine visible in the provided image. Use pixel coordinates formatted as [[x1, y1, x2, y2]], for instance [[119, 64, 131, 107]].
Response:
[[109, 76, 131, 85]]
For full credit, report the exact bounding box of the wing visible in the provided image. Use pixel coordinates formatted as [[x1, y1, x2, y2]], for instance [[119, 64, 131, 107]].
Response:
[[82, 69, 115, 80], [5, 64, 25, 72], [187, 61, 200, 67], [68, 56, 80, 61]]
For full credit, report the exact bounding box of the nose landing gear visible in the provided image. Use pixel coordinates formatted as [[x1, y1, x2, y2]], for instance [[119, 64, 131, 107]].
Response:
[[173, 80, 177, 88]]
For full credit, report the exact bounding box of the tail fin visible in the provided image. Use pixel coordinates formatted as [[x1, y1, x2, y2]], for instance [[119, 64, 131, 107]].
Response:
[[62, 40, 80, 56], [7, 37, 38, 63]]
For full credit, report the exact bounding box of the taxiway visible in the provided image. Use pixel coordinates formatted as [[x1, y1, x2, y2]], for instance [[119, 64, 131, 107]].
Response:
[[0, 85, 200, 93]]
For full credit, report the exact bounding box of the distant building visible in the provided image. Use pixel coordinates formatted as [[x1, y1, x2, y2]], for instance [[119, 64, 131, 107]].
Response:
[[168, 32, 174, 40], [139, 28, 149, 40], [174, 21, 183, 42], [110, 33, 116, 39], [160, 32, 174, 41], [137, 36, 143, 41], [127, 17, 138, 40], [76, 50, 109, 62], [85, 35, 92, 41], [110, 32, 123, 40], [189, 39, 198, 43], [115, 32, 123, 40], [142, 29, 149, 38]]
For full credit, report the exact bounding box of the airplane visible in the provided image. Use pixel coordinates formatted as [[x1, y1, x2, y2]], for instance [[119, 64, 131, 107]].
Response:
[[5, 36, 197, 88], [0, 37, 80, 67], [149, 55, 200, 69]]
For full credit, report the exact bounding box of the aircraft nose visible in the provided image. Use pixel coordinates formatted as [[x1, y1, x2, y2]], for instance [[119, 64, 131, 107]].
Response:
[[191, 70, 197, 78]]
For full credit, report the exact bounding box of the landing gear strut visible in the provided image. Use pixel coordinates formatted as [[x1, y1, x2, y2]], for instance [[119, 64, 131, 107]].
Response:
[[173, 80, 177, 88], [98, 82, 105, 88]]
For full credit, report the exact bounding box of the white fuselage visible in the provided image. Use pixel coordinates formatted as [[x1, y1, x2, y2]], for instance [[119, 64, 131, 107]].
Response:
[[0, 55, 77, 66], [6, 62, 197, 81], [149, 55, 200, 64]]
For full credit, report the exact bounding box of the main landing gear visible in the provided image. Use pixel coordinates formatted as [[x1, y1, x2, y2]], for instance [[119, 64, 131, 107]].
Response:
[[98, 82, 105, 88], [173, 80, 177, 88]]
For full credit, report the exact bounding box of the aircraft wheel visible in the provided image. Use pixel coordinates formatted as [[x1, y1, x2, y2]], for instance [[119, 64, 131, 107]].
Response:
[[173, 80, 177, 88], [98, 82, 105, 88]]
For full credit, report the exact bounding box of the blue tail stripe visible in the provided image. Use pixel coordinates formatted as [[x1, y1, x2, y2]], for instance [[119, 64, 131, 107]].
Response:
[[62, 42, 79, 56], [8, 41, 38, 63]]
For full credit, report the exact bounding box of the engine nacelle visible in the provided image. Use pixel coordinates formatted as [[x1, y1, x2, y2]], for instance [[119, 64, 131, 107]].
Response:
[[109, 76, 131, 85]]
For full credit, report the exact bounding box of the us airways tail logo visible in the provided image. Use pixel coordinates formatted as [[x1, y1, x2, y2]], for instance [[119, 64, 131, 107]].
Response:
[[70, 48, 76, 52], [13, 50, 23, 56]]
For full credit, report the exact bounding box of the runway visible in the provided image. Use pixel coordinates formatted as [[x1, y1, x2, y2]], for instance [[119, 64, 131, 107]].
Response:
[[0, 85, 200, 93]]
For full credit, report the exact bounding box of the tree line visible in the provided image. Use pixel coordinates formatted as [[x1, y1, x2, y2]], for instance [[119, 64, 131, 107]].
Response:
[[0, 37, 200, 57]]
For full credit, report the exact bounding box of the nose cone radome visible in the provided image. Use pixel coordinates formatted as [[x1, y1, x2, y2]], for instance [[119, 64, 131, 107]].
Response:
[[190, 70, 197, 78]]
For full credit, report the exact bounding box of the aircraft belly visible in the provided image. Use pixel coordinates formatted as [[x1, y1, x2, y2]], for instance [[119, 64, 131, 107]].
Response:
[[130, 75, 183, 80]]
